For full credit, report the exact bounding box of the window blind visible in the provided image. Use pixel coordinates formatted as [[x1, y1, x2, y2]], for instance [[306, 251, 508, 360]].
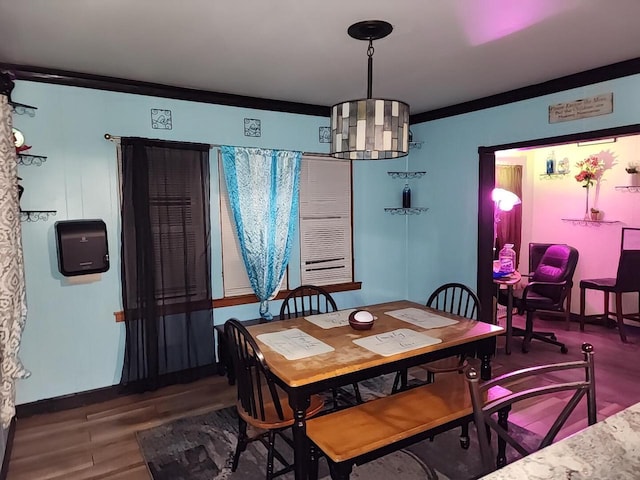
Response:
[[299, 156, 353, 285]]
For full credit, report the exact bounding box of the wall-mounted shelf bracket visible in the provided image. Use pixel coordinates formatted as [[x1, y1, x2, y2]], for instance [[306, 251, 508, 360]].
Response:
[[409, 141, 423, 150], [561, 218, 620, 226], [17, 154, 48, 166], [539, 173, 569, 180], [615, 186, 640, 192], [384, 207, 429, 215], [20, 210, 56, 222], [9, 101, 37, 117], [387, 171, 426, 179]]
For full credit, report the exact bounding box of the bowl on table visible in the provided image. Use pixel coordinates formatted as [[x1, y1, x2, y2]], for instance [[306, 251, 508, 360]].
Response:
[[348, 309, 375, 330]]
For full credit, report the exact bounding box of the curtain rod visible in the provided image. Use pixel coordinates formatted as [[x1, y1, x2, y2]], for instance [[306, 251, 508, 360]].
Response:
[[103, 133, 333, 158]]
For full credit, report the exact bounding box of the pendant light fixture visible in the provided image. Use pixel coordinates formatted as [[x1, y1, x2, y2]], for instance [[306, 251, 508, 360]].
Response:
[[330, 20, 410, 160]]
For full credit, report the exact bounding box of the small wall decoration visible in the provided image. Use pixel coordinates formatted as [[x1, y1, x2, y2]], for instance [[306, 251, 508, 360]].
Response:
[[549, 93, 613, 124], [151, 109, 172, 130], [244, 118, 261, 137], [319, 126, 331, 143]]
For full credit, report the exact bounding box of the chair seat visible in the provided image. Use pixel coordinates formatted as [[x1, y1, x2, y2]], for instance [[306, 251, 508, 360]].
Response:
[[237, 393, 325, 430], [425, 356, 466, 374], [580, 277, 618, 291], [511, 289, 560, 311]]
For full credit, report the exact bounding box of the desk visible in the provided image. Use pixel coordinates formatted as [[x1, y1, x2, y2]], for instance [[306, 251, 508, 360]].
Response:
[[494, 271, 521, 355], [247, 299, 504, 480], [480, 402, 640, 479]]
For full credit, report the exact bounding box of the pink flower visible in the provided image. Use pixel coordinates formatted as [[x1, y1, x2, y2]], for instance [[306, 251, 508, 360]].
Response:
[[574, 155, 603, 188]]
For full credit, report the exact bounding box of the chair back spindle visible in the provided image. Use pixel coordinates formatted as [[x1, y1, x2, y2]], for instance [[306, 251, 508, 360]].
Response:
[[225, 319, 285, 423], [427, 283, 481, 320], [279, 285, 337, 319]]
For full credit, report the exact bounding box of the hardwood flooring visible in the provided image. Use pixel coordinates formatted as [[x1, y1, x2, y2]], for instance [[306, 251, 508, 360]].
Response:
[[7, 315, 640, 479]]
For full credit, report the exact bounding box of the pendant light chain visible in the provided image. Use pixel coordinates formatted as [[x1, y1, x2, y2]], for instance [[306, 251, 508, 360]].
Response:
[[367, 40, 374, 99]]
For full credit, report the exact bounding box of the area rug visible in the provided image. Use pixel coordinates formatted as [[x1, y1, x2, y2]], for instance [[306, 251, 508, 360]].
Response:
[[137, 375, 539, 480]]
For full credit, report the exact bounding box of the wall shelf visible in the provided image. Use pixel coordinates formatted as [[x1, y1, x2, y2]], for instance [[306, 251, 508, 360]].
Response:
[[384, 207, 429, 215], [615, 186, 640, 192], [561, 218, 620, 226], [539, 173, 569, 180], [9, 101, 37, 117], [20, 210, 56, 222], [387, 171, 426, 179], [17, 154, 48, 166]]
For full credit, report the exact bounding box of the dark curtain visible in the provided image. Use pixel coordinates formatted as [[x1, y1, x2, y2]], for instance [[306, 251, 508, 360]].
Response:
[[120, 137, 214, 392], [495, 165, 523, 269]]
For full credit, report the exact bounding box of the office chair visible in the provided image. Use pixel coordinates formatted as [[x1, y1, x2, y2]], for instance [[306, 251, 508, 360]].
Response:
[[499, 243, 578, 353], [579, 227, 640, 343]]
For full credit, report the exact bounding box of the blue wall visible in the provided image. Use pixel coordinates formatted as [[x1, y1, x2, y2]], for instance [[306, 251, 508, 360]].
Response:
[[405, 75, 640, 304], [12, 74, 640, 404], [12, 81, 409, 404]]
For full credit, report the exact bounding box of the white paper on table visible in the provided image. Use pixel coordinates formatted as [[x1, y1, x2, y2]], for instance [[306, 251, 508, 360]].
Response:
[[385, 307, 459, 329], [304, 309, 356, 329], [353, 328, 442, 357], [256, 328, 335, 360]]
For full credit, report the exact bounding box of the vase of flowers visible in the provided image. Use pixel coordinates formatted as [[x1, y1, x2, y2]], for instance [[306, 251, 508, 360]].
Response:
[[575, 155, 604, 220]]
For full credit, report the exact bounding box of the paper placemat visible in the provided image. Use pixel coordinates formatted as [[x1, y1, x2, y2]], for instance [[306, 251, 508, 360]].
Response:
[[353, 328, 442, 357], [305, 309, 356, 329], [256, 328, 335, 360], [385, 307, 459, 329]]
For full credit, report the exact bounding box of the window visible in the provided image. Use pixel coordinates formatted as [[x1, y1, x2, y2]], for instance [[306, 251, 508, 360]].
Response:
[[120, 139, 211, 312], [219, 158, 288, 297], [219, 154, 353, 298], [299, 155, 353, 285]]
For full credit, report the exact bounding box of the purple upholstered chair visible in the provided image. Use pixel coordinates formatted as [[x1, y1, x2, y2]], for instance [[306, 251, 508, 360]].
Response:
[[500, 243, 579, 353]]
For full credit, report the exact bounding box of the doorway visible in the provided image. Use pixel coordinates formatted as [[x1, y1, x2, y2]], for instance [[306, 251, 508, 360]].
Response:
[[476, 123, 640, 325]]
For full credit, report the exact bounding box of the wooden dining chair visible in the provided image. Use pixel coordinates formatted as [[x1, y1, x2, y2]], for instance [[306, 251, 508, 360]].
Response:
[[225, 318, 325, 480], [391, 283, 481, 449], [392, 283, 481, 393], [466, 342, 597, 475], [279, 285, 362, 409]]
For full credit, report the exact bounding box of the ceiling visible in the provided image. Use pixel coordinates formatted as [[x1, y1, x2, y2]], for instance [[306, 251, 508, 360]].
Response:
[[2, 0, 640, 116]]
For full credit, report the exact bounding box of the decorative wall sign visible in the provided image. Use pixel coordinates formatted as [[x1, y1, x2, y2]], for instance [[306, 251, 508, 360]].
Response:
[[151, 109, 172, 130], [549, 93, 613, 124], [319, 126, 331, 143], [244, 118, 261, 137]]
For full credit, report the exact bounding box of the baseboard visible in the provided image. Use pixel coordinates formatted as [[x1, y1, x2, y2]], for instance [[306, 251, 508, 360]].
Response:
[[15, 363, 223, 419], [16, 384, 122, 419], [0, 418, 15, 480]]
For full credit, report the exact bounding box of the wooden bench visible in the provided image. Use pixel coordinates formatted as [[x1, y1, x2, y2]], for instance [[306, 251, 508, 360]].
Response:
[[306, 372, 509, 479]]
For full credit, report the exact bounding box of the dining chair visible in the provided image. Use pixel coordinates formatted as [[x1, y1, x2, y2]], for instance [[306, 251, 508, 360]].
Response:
[[579, 227, 640, 343], [466, 342, 596, 475], [391, 282, 481, 448], [498, 243, 578, 353], [279, 285, 362, 409], [224, 318, 324, 480]]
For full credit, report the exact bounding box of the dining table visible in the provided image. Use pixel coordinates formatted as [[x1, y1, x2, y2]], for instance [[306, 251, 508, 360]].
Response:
[[246, 299, 504, 480]]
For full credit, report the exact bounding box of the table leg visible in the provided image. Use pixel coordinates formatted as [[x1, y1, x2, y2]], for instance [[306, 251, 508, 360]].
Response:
[[505, 285, 513, 355], [479, 338, 494, 380], [290, 392, 311, 480]]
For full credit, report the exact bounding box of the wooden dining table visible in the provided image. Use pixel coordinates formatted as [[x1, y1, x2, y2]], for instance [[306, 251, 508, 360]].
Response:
[[246, 299, 504, 480]]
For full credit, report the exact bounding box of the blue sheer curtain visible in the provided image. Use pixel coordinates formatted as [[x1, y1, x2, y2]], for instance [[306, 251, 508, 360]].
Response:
[[221, 146, 301, 319]]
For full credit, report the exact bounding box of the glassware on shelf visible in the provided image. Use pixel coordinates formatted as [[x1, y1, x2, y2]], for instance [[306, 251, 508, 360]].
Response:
[[402, 184, 411, 208], [546, 151, 556, 174]]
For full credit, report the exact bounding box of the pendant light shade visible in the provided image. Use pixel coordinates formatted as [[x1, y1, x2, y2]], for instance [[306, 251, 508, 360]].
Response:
[[330, 20, 410, 160]]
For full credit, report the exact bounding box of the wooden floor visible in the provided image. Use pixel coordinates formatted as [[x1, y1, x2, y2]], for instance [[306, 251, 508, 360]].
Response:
[[7, 315, 640, 479]]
